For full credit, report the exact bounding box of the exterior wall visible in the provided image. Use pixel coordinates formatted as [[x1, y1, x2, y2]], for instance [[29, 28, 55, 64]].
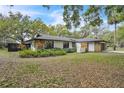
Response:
[[81, 42, 88, 48], [31, 40, 73, 50], [88, 42, 95, 52], [76, 43, 81, 53], [35, 40, 45, 49], [75, 42, 106, 53], [54, 41, 73, 49], [31, 40, 36, 51], [69, 42, 72, 48], [76, 42, 88, 53], [54, 41, 63, 48], [31, 40, 45, 51], [95, 42, 101, 52], [81, 42, 88, 52], [31, 39, 106, 53]]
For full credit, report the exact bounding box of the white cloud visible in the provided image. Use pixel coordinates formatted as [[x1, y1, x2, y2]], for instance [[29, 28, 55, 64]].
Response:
[[0, 5, 43, 17], [48, 9, 65, 25], [12, 9, 41, 17], [0, 6, 9, 16], [0, 5, 65, 25]]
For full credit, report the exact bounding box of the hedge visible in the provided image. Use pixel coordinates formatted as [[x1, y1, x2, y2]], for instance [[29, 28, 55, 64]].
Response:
[[64, 48, 76, 53], [19, 49, 66, 58]]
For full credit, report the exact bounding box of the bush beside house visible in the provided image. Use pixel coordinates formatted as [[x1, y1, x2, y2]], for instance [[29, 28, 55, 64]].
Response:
[[64, 48, 76, 53], [19, 49, 67, 58]]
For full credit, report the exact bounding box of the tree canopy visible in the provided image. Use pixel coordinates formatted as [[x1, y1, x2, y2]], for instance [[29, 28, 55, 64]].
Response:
[[0, 5, 124, 49]]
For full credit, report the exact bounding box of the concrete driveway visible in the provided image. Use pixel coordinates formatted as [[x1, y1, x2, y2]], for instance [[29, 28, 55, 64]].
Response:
[[108, 51, 124, 54]]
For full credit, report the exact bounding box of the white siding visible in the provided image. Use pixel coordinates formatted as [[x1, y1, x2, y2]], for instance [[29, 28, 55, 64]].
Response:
[[31, 40, 36, 51], [88, 42, 95, 52], [54, 41, 63, 48], [69, 42, 72, 48], [31, 40, 73, 50], [76, 43, 81, 53], [76, 43, 87, 53]]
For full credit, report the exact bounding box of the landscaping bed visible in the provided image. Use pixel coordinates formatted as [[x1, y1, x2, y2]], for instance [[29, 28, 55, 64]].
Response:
[[64, 48, 76, 53], [19, 49, 66, 58]]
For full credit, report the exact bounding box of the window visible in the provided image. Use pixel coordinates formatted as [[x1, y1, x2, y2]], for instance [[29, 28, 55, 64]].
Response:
[[63, 42, 69, 48], [45, 41, 54, 49], [72, 42, 76, 48]]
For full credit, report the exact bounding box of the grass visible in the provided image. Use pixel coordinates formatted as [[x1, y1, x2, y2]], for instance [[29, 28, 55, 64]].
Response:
[[106, 47, 124, 51], [0, 49, 19, 58], [117, 48, 124, 51], [0, 49, 124, 87]]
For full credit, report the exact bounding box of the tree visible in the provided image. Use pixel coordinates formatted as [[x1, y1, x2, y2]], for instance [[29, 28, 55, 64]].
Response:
[[105, 6, 124, 50], [51, 24, 71, 37], [0, 14, 6, 47], [30, 18, 50, 37], [101, 30, 114, 47], [80, 24, 91, 38], [117, 24, 124, 47], [10, 12, 51, 44], [7, 12, 31, 44], [0, 13, 13, 47], [63, 5, 83, 30], [82, 5, 124, 49], [71, 31, 81, 38], [83, 5, 103, 27], [0, 12, 51, 46]]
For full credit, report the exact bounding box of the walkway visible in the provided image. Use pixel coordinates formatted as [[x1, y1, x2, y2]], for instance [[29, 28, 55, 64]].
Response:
[[108, 51, 124, 54]]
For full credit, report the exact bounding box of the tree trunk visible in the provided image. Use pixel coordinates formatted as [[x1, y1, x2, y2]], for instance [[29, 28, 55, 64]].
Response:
[[113, 23, 117, 50]]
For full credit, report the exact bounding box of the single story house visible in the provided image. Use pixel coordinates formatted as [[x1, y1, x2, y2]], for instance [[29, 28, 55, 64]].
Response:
[[76, 38, 106, 53], [26, 34, 76, 51], [24, 34, 106, 52]]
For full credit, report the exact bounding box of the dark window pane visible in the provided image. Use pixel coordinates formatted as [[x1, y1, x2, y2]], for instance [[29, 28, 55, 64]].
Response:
[[45, 41, 54, 49], [63, 42, 69, 48], [72, 42, 76, 48]]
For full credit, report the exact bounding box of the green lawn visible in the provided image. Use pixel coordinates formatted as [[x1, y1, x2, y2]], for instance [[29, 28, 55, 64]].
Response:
[[117, 48, 124, 51], [0, 49, 19, 58], [106, 47, 124, 51], [0, 49, 124, 88]]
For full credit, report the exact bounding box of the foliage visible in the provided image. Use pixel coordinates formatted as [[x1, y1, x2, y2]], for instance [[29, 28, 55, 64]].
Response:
[[1, 5, 124, 49], [0, 12, 50, 45], [101, 30, 114, 46], [63, 5, 83, 30], [104, 6, 124, 49], [64, 48, 76, 53], [49, 24, 72, 37], [83, 5, 103, 27], [80, 24, 91, 38], [117, 24, 124, 47], [105, 6, 124, 25], [19, 49, 66, 58]]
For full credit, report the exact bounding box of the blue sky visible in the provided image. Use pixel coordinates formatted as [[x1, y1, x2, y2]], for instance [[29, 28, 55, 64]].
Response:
[[0, 5, 65, 25], [0, 5, 114, 31]]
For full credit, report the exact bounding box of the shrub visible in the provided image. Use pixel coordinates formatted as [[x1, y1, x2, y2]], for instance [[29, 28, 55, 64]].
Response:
[[19, 49, 66, 58], [54, 50, 66, 55], [19, 50, 37, 57], [64, 48, 76, 53], [40, 51, 50, 57]]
